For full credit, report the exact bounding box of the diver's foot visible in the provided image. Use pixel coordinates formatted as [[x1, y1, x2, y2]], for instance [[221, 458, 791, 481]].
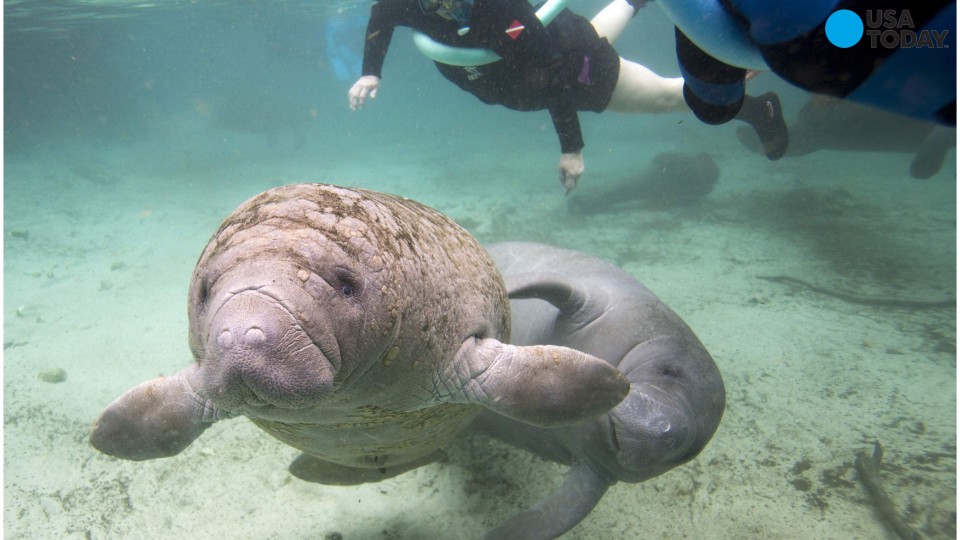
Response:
[[741, 92, 789, 161]]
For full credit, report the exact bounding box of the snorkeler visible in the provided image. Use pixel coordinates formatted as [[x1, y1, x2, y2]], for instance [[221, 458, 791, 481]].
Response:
[[348, 0, 788, 194], [657, 0, 955, 130]]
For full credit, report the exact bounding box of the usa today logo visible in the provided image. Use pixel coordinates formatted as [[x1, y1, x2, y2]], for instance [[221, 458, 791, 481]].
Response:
[[825, 9, 950, 49]]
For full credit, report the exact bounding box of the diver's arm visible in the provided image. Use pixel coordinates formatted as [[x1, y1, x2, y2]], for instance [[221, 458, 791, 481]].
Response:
[[480, 0, 584, 191], [360, 0, 408, 77], [558, 150, 584, 194], [351, 0, 419, 109], [551, 106, 585, 193], [550, 105, 584, 156], [349, 75, 380, 110]]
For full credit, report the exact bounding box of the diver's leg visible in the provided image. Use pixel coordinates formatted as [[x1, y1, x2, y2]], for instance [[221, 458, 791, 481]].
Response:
[[606, 58, 687, 113], [608, 58, 788, 159], [672, 28, 788, 159], [590, 0, 636, 44]]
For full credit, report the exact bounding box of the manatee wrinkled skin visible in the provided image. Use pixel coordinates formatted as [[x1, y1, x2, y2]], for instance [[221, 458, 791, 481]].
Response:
[[478, 242, 726, 540], [90, 185, 628, 504]]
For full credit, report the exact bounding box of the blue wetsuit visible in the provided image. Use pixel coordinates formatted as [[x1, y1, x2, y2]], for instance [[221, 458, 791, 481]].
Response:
[[326, 13, 369, 82], [673, 1, 956, 126]]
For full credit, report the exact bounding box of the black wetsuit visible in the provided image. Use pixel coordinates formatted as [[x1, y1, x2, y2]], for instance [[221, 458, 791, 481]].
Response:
[[361, 0, 621, 153]]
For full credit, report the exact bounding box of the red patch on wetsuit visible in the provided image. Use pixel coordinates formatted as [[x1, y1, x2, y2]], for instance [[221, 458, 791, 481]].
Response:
[[505, 20, 525, 40]]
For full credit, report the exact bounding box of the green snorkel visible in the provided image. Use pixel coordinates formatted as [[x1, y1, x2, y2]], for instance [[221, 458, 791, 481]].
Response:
[[412, 0, 570, 66]]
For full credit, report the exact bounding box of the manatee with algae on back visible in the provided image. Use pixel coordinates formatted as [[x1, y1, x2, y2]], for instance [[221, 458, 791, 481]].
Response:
[[90, 183, 628, 485]]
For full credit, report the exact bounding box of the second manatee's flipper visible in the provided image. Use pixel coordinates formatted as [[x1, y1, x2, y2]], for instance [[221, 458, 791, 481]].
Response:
[[482, 463, 611, 540], [506, 274, 586, 318], [289, 450, 446, 485], [89, 365, 221, 461], [440, 337, 629, 427]]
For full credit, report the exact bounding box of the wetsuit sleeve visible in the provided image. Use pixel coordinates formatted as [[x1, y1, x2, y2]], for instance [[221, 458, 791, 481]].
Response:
[[362, 0, 417, 78], [551, 107, 584, 153]]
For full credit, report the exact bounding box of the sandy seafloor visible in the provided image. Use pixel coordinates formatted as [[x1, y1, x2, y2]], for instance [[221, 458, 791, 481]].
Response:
[[3, 2, 957, 539]]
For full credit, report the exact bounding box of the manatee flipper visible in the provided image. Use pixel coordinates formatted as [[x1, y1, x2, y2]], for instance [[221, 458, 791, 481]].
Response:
[[442, 337, 629, 427], [89, 365, 218, 460], [505, 273, 585, 312], [289, 450, 446, 485], [482, 463, 610, 540]]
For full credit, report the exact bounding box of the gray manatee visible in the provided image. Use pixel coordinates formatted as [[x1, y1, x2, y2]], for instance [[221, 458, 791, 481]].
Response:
[[89, 184, 629, 496], [478, 242, 726, 539]]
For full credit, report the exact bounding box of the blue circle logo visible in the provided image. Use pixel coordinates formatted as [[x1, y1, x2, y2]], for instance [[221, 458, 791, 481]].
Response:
[[825, 10, 864, 48]]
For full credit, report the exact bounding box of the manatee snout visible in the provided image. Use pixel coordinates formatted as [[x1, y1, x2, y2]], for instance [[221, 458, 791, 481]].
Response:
[[201, 291, 336, 412], [607, 392, 696, 479], [607, 337, 724, 481]]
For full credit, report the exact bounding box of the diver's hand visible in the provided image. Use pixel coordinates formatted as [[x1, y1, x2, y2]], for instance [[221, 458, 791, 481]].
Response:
[[558, 151, 584, 194], [349, 76, 380, 111]]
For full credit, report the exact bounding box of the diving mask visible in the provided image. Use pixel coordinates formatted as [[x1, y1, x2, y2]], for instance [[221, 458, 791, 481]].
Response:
[[418, 0, 474, 23]]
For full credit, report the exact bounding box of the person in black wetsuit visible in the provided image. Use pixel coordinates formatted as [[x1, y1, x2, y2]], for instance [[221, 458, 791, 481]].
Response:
[[668, 1, 955, 132], [348, 0, 787, 194]]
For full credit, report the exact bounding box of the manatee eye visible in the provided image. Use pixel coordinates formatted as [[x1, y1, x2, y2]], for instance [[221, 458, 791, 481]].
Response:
[[332, 266, 361, 298]]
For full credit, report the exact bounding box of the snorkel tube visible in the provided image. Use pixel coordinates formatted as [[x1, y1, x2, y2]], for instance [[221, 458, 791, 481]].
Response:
[[412, 0, 569, 66]]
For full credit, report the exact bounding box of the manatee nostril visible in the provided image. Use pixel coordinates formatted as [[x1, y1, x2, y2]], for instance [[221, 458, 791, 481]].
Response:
[[243, 327, 266, 345], [217, 330, 233, 348], [216, 327, 267, 348]]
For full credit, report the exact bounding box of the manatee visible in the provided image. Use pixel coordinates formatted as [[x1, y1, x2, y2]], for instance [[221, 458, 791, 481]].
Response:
[[90, 185, 628, 501], [477, 242, 726, 539], [567, 152, 720, 214]]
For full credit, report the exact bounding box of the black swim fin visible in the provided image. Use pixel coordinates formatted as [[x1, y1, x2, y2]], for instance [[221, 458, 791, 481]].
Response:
[[738, 92, 789, 161]]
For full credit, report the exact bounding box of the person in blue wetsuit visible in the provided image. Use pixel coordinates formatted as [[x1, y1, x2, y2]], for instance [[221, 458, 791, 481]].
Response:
[[348, 0, 788, 194], [663, 0, 956, 130], [325, 10, 369, 82]]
